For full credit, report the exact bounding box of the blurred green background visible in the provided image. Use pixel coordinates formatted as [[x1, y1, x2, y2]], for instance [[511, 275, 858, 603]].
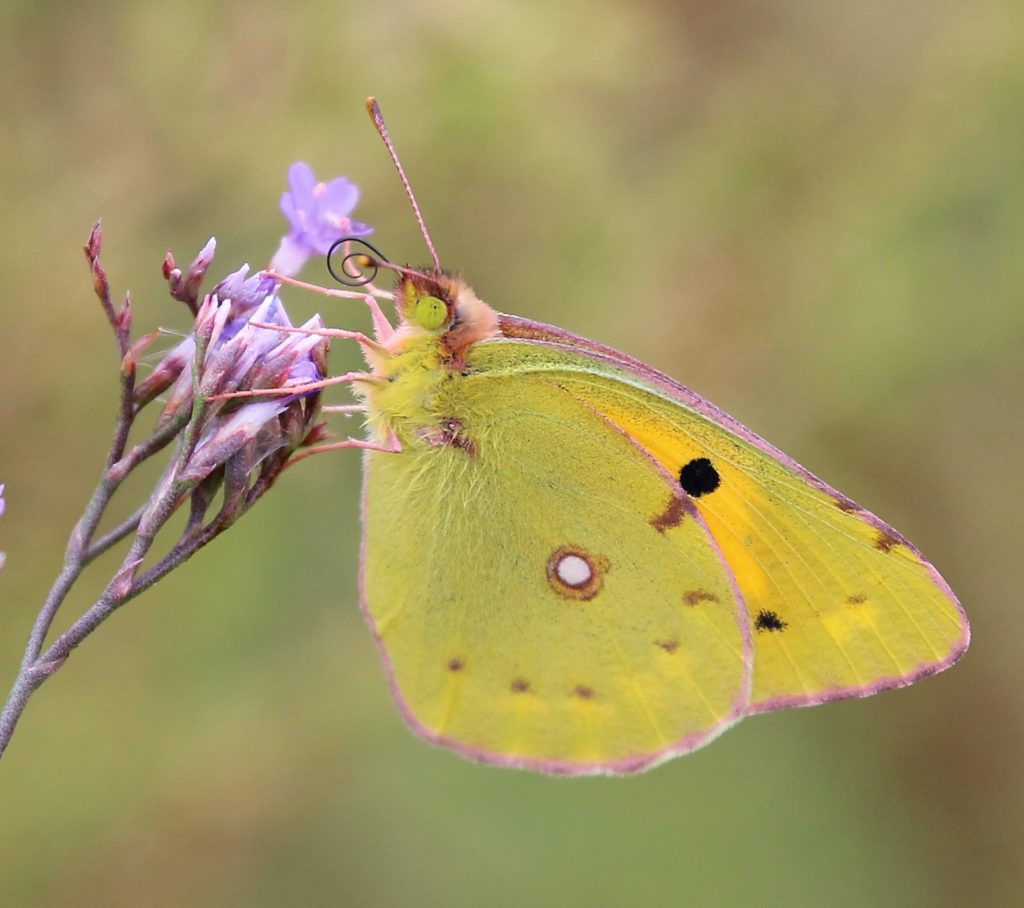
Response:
[[2, 1, 1021, 905]]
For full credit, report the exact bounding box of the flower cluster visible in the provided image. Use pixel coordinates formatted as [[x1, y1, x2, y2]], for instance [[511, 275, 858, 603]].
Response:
[[138, 262, 328, 492], [125, 160, 375, 546], [133, 161, 371, 504]]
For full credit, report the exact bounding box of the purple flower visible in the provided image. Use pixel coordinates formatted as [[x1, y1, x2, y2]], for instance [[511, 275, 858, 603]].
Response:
[[138, 263, 300, 410], [135, 166, 342, 492], [157, 270, 325, 421], [179, 296, 328, 484], [271, 162, 372, 276], [211, 264, 280, 322], [164, 237, 217, 310]]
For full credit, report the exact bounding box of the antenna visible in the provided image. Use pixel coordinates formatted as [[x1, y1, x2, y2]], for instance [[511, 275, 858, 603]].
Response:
[[365, 97, 442, 274]]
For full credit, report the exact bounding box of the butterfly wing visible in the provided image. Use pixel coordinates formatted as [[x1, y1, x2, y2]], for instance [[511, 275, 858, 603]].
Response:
[[494, 316, 970, 713], [361, 372, 751, 775]]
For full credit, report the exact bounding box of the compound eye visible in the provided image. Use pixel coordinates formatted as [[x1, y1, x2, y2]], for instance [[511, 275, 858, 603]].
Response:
[[413, 295, 449, 330]]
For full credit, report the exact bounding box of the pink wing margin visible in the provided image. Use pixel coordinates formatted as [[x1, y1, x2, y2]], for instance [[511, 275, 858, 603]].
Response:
[[496, 314, 971, 714]]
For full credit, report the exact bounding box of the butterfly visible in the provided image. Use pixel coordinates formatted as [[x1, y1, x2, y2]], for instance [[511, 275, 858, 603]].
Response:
[[308, 100, 969, 775]]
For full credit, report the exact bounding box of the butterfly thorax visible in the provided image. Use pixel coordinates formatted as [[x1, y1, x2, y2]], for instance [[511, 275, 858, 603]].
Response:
[[361, 274, 499, 448]]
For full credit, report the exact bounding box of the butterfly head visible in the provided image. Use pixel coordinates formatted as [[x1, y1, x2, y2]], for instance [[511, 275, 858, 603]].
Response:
[[392, 270, 500, 359], [398, 272, 456, 333]]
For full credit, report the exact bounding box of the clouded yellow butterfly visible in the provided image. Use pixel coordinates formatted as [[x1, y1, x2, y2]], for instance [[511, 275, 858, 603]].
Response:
[[311, 99, 969, 775]]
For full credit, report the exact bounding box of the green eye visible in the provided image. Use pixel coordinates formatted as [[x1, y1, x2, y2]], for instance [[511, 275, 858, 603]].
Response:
[[413, 295, 449, 330]]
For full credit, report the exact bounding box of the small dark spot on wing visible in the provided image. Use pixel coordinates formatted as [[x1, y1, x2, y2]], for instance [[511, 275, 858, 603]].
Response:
[[447, 658, 464, 672], [510, 678, 531, 693], [875, 530, 900, 553], [573, 685, 595, 700], [846, 593, 867, 605], [683, 589, 719, 606], [651, 495, 686, 533], [754, 610, 787, 632], [655, 639, 680, 654]]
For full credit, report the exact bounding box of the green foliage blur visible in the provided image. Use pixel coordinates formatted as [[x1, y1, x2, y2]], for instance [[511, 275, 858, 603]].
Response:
[[2, 2, 1021, 905]]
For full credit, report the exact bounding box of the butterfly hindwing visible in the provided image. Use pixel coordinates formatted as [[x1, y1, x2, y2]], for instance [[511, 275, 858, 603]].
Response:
[[361, 372, 751, 774]]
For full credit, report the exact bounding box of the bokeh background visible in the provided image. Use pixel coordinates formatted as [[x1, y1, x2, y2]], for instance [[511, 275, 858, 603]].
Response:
[[2, 1, 1021, 905]]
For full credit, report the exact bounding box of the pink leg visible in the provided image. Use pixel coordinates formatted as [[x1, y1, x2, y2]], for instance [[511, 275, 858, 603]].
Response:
[[262, 270, 396, 342], [288, 431, 402, 467], [207, 371, 382, 401], [248, 321, 387, 358]]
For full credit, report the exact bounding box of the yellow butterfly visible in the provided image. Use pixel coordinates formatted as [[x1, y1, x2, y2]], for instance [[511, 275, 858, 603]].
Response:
[[314, 100, 969, 775]]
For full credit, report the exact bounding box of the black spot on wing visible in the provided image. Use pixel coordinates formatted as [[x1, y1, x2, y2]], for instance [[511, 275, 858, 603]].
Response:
[[679, 457, 721, 498], [754, 610, 788, 632]]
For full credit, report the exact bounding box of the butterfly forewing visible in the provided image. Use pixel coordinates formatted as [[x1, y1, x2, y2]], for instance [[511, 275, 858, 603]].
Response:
[[482, 321, 969, 712]]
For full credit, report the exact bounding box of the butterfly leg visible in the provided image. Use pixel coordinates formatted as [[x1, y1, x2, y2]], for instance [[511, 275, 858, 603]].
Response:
[[262, 270, 396, 342], [248, 320, 388, 359], [207, 371, 385, 402], [287, 430, 401, 466]]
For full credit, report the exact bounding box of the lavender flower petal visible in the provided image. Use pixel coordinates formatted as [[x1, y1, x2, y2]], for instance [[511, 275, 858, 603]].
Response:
[[272, 161, 373, 276], [212, 265, 279, 320]]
